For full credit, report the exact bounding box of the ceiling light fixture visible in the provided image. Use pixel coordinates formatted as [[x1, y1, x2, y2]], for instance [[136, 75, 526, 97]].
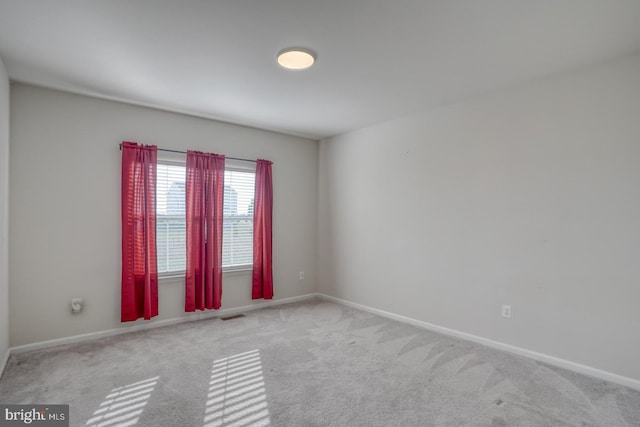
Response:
[[277, 48, 316, 70]]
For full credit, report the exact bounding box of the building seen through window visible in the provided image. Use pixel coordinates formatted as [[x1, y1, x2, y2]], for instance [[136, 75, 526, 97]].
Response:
[[156, 163, 255, 274]]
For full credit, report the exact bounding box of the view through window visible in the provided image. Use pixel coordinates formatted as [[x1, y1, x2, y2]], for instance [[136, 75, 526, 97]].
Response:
[[156, 163, 256, 274]]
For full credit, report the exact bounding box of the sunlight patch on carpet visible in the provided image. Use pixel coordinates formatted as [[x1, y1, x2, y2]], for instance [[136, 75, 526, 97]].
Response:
[[204, 349, 271, 427], [85, 376, 158, 427]]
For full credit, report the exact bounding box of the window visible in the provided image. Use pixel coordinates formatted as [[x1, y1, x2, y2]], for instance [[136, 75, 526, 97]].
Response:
[[156, 163, 187, 275], [222, 169, 255, 270], [155, 162, 255, 275]]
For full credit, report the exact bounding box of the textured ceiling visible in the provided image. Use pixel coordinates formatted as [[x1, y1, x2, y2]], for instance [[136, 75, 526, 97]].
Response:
[[1, 0, 640, 139]]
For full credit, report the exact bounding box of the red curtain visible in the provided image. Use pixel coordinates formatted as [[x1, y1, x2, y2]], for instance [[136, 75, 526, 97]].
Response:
[[185, 151, 225, 311], [252, 159, 273, 299], [121, 141, 158, 322]]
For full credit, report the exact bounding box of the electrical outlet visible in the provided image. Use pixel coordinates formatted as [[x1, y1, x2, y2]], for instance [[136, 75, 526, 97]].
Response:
[[299, 271, 305, 280], [501, 305, 511, 318], [71, 298, 83, 314]]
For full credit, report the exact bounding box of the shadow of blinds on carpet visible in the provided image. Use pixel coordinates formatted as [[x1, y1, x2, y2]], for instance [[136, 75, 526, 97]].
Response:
[[85, 376, 159, 427], [205, 349, 271, 427]]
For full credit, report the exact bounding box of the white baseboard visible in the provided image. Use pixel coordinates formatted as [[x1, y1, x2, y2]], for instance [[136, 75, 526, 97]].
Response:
[[9, 292, 637, 392], [317, 293, 640, 392], [9, 293, 320, 355], [0, 348, 9, 380]]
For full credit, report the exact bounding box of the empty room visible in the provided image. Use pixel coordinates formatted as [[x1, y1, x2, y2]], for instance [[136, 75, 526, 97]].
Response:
[[1, 1, 640, 426]]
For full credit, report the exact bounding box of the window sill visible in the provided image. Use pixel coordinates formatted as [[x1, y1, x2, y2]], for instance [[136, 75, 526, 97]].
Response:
[[159, 272, 185, 282], [223, 267, 253, 276]]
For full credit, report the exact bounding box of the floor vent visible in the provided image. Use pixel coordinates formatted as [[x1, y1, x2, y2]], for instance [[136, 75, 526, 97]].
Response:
[[220, 313, 246, 321]]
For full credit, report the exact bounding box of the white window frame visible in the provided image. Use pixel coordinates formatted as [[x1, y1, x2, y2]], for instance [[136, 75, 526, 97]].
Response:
[[155, 158, 256, 279], [156, 159, 187, 279], [221, 164, 256, 273]]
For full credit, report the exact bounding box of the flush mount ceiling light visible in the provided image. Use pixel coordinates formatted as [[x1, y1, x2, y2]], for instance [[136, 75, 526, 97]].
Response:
[[277, 48, 316, 70]]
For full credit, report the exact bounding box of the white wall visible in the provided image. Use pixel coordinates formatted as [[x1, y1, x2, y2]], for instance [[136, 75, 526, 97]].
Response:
[[9, 84, 318, 347], [0, 56, 9, 370], [318, 53, 640, 381]]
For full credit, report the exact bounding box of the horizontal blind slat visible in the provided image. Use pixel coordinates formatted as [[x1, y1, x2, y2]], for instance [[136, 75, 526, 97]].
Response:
[[222, 169, 255, 268], [156, 163, 256, 273]]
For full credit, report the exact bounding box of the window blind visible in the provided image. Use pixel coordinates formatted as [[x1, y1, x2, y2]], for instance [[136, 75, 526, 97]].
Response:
[[155, 162, 256, 274], [222, 169, 255, 269], [156, 163, 187, 274]]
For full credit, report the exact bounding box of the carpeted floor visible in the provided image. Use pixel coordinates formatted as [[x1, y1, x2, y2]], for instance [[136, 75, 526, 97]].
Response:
[[1, 298, 639, 426]]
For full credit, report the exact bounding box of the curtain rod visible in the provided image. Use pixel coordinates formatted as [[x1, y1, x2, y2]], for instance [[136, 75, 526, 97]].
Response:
[[119, 143, 259, 163]]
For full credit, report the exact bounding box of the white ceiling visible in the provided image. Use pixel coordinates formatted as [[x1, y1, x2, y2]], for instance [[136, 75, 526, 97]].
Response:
[[1, 0, 640, 140]]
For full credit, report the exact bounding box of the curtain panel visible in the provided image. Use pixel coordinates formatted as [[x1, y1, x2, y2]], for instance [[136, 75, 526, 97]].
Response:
[[185, 151, 225, 311], [252, 159, 273, 299], [121, 141, 159, 321]]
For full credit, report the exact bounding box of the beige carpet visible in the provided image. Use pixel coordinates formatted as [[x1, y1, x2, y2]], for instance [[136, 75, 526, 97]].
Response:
[[1, 298, 639, 426]]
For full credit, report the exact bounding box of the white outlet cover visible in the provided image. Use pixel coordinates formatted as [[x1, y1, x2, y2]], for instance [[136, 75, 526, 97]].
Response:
[[502, 305, 512, 318], [71, 298, 83, 313]]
